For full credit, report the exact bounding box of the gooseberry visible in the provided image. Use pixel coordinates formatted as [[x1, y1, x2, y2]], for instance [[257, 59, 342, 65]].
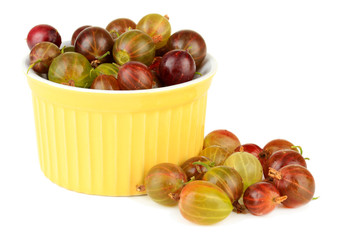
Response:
[[91, 63, 119, 79], [268, 165, 315, 208], [48, 52, 95, 88], [180, 156, 212, 181], [137, 162, 187, 206], [178, 180, 233, 225], [224, 151, 263, 191], [243, 182, 287, 216], [167, 29, 207, 68], [27, 24, 62, 49], [71, 25, 91, 45], [259, 139, 298, 164], [117, 61, 153, 90], [263, 149, 307, 179], [90, 74, 119, 90], [106, 18, 136, 39], [112, 29, 155, 66], [202, 165, 243, 211], [199, 145, 229, 166], [234, 143, 263, 165], [159, 49, 196, 86], [74, 26, 114, 67], [203, 129, 241, 155], [137, 13, 171, 49], [28, 42, 61, 74]]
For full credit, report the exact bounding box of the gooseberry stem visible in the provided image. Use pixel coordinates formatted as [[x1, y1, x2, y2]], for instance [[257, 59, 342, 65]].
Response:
[[232, 201, 245, 213], [61, 45, 66, 54], [194, 72, 202, 76], [97, 51, 111, 60], [312, 196, 320, 200], [239, 145, 244, 152], [291, 145, 303, 155], [136, 184, 145, 192], [27, 59, 42, 74], [192, 161, 214, 171], [268, 168, 282, 180], [274, 195, 288, 204]]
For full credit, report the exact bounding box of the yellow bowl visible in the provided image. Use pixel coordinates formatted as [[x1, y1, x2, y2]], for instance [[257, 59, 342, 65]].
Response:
[[24, 55, 217, 196]]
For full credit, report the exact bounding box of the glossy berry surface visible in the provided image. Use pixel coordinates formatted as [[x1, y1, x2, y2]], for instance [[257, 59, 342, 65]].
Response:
[[48, 52, 94, 88], [75, 26, 114, 66], [263, 149, 307, 179], [269, 165, 315, 208], [234, 143, 263, 165], [71, 25, 91, 45], [224, 152, 263, 191], [203, 129, 241, 155], [180, 156, 211, 181], [203, 166, 243, 204], [106, 18, 136, 39], [142, 163, 187, 206], [137, 13, 171, 49], [199, 145, 229, 166], [243, 182, 287, 216], [118, 61, 153, 90], [90, 75, 120, 90], [167, 29, 207, 67], [179, 181, 233, 225], [29, 42, 60, 74], [259, 139, 297, 164], [27, 24, 62, 49], [159, 50, 196, 86], [113, 29, 155, 66]]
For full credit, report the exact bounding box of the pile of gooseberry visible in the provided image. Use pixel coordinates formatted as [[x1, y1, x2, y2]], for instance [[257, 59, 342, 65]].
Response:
[[137, 129, 316, 225], [26, 14, 207, 90]]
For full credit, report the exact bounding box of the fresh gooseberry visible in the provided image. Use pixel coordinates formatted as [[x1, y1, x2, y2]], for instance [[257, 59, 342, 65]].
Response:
[[112, 29, 155, 66], [178, 180, 233, 225], [167, 29, 207, 68], [243, 182, 287, 216], [71, 25, 91, 45], [137, 162, 187, 206], [106, 18, 136, 39], [159, 49, 196, 86], [263, 149, 307, 179], [137, 13, 171, 49], [203, 129, 241, 155], [48, 52, 95, 88], [27, 24, 62, 49], [199, 145, 229, 166], [259, 139, 298, 165], [268, 165, 315, 208], [234, 143, 263, 166], [91, 63, 119, 79], [224, 151, 263, 191], [90, 74, 119, 90], [180, 156, 212, 181], [117, 61, 153, 90], [74, 26, 114, 67], [202, 165, 243, 210], [28, 42, 61, 74]]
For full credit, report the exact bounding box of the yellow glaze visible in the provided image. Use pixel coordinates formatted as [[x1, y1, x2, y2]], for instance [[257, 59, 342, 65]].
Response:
[[24, 55, 216, 196]]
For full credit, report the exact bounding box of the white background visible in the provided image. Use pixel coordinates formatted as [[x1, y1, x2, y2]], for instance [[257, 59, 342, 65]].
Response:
[[1, 0, 342, 239]]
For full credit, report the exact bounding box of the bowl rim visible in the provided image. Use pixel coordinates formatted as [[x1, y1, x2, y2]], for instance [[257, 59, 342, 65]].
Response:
[[23, 53, 217, 95]]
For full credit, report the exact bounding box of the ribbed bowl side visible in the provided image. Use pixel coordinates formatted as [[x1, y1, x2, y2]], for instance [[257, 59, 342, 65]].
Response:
[[32, 92, 208, 196]]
